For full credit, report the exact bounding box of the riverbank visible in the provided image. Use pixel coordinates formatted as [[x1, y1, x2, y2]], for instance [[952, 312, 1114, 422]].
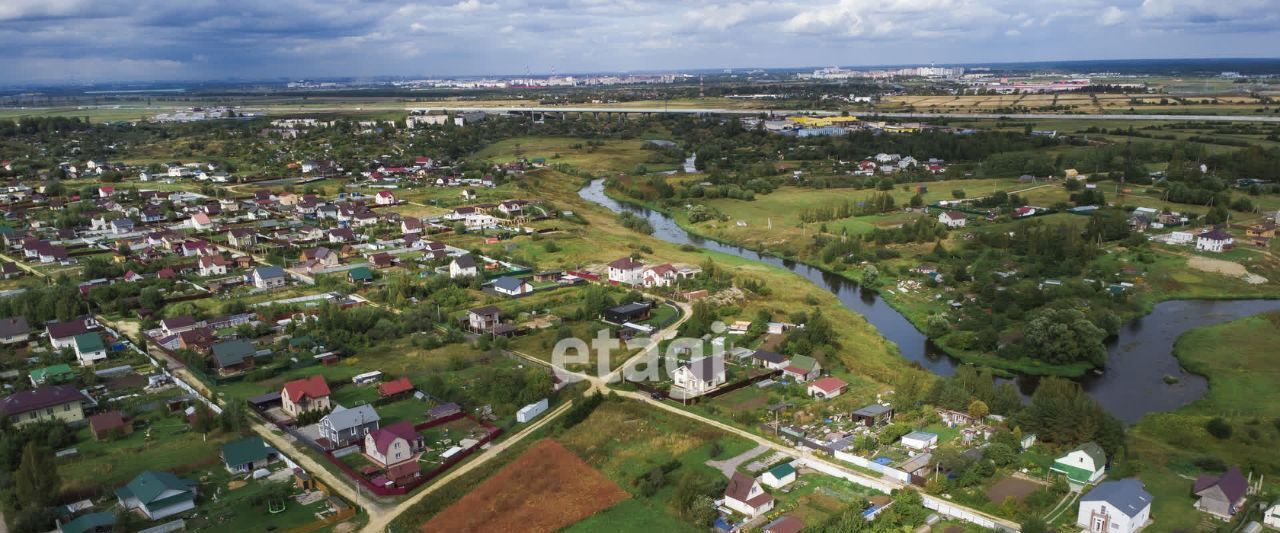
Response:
[[1126, 312, 1280, 531], [597, 184, 1083, 377], [603, 184, 1280, 380]]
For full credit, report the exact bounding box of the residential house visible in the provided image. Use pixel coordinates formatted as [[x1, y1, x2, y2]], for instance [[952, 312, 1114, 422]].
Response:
[[347, 266, 374, 284], [0, 385, 86, 427], [1196, 229, 1234, 253], [319, 404, 381, 449], [761, 463, 797, 489], [251, 266, 287, 289], [378, 377, 414, 399], [365, 421, 424, 467], [161, 316, 201, 336], [807, 376, 848, 399], [198, 255, 231, 276], [497, 199, 527, 216], [1246, 221, 1276, 239], [1264, 501, 1280, 529], [939, 211, 967, 228], [607, 257, 645, 285], [374, 190, 397, 205], [603, 302, 651, 324], [401, 217, 423, 234], [1077, 478, 1152, 533], [187, 212, 214, 231], [752, 350, 788, 370], [492, 276, 533, 297], [0, 316, 30, 344], [280, 375, 332, 417], [449, 254, 478, 278], [851, 404, 894, 427], [110, 218, 135, 235], [114, 470, 198, 520], [642, 264, 679, 287], [369, 253, 395, 269], [73, 332, 108, 366], [221, 436, 278, 473], [210, 339, 257, 375], [1194, 467, 1249, 520], [782, 354, 821, 382], [672, 356, 726, 396], [47, 319, 93, 349], [466, 306, 501, 332], [227, 228, 257, 249], [88, 411, 130, 441], [901, 431, 939, 450], [328, 228, 356, 243], [1052, 442, 1107, 484], [299, 247, 340, 269], [724, 471, 775, 517]]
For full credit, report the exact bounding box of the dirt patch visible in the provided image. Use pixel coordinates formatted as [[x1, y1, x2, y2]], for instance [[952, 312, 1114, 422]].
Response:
[[985, 476, 1042, 504], [421, 439, 628, 533], [1187, 256, 1268, 284]]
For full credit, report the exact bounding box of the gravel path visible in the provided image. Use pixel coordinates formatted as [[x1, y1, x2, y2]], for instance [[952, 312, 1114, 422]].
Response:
[[705, 444, 770, 478]]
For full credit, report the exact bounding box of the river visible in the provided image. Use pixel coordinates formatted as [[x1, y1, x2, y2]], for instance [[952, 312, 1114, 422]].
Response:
[[580, 179, 1280, 423]]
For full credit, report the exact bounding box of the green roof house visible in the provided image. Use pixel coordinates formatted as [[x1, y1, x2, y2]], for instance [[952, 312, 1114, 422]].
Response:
[[782, 354, 821, 382], [72, 332, 107, 366], [114, 470, 198, 520], [210, 339, 257, 373], [58, 510, 115, 533], [221, 435, 278, 473], [347, 266, 373, 284], [1051, 442, 1107, 484], [761, 463, 797, 489], [29, 364, 74, 386]]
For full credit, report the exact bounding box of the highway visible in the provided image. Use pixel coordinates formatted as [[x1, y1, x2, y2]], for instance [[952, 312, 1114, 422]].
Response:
[[413, 105, 1280, 123]]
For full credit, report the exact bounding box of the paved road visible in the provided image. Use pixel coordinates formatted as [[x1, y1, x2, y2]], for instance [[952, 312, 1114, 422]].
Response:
[[416, 105, 1280, 123], [359, 401, 574, 533]]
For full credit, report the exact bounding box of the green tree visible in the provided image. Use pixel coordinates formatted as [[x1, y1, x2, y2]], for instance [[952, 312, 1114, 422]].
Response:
[[14, 442, 60, 509], [1021, 308, 1107, 367]]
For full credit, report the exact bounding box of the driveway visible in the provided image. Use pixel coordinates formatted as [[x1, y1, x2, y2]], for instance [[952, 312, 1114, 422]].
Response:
[[705, 443, 770, 478]]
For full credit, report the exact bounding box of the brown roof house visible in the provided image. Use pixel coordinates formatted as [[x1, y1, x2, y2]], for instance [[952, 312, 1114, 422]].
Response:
[[724, 471, 774, 517], [1194, 467, 1249, 520], [89, 411, 132, 441]]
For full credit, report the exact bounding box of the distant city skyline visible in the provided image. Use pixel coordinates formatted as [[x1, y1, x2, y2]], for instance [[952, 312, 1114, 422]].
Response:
[[1, 0, 1279, 83]]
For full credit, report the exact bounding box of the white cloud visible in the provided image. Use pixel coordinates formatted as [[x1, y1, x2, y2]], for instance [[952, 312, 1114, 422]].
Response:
[[0, 0, 1277, 83], [1099, 6, 1127, 26]]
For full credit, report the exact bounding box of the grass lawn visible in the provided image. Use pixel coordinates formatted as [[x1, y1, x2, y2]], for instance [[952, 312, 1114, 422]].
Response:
[[189, 466, 333, 531], [58, 390, 238, 493]]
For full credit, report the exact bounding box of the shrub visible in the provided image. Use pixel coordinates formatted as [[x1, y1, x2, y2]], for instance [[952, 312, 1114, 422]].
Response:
[[1206, 417, 1233, 439]]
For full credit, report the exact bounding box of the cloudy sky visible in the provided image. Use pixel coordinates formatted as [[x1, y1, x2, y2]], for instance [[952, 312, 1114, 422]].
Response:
[[1, 0, 1278, 84]]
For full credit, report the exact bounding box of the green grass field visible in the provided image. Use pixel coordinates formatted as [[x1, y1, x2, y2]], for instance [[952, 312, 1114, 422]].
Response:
[[474, 136, 680, 174]]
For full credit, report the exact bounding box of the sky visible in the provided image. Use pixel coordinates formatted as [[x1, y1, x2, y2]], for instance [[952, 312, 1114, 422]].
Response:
[[1, 0, 1278, 84]]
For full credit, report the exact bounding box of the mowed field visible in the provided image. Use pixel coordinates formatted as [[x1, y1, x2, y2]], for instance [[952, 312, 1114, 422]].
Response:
[[421, 439, 629, 533]]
